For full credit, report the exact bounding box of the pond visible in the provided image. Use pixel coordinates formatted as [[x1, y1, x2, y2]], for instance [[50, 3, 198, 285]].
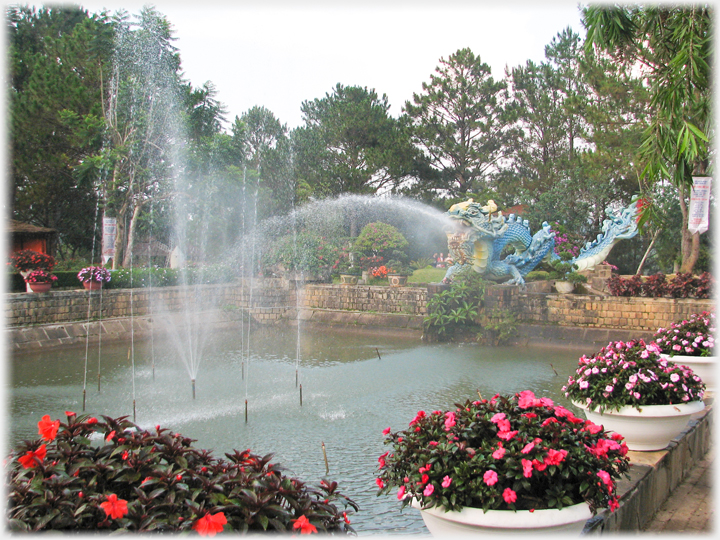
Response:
[[8, 324, 589, 535]]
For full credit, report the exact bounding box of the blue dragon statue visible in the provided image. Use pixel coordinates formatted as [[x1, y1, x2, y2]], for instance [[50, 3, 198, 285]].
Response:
[[442, 199, 640, 285]]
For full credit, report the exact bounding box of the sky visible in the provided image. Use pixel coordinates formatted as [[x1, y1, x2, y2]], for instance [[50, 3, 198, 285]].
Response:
[[65, 0, 587, 130]]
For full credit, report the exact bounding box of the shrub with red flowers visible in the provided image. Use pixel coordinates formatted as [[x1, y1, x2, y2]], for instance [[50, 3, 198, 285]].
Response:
[[653, 311, 715, 358], [371, 265, 388, 278], [7, 412, 357, 533], [607, 272, 713, 298], [376, 392, 630, 515], [8, 249, 56, 273], [23, 269, 58, 284], [563, 339, 705, 414]]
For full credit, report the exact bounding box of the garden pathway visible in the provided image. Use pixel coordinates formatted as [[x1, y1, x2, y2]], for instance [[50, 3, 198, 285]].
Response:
[[642, 445, 714, 533]]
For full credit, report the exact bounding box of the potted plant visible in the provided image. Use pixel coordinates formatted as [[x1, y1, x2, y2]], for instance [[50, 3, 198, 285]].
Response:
[[563, 339, 706, 451], [336, 260, 362, 285], [549, 252, 587, 293], [376, 391, 630, 535], [652, 311, 715, 391], [78, 266, 112, 290], [24, 269, 58, 293], [386, 259, 412, 287], [9, 250, 56, 292]]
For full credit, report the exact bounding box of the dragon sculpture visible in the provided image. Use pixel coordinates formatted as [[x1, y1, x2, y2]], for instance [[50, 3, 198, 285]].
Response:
[[442, 199, 640, 285]]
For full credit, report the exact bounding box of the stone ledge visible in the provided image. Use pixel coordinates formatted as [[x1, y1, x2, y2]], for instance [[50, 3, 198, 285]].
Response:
[[583, 404, 713, 533]]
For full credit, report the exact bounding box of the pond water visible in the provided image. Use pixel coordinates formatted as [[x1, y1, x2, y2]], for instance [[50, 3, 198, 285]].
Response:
[[8, 325, 589, 535]]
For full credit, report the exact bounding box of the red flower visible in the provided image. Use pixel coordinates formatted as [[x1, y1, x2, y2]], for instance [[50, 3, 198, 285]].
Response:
[[291, 515, 318, 534], [105, 430, 116, 442], [193, 512, 227, 537], [38, 415, 60, 441], [100, 493, 128, 519], [18, 444, 47, 469]]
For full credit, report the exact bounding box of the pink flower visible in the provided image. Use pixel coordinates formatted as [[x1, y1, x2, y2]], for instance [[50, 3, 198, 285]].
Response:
[[397, 486, 406, 500], [492, 445, 506, 459], [382, 427, 391, 435], [376, 478, 384, 489], [490, 412, 506, 424], [497, 430, 518, 441], [521, 442, 535, 454], [483, 470, 498, 486], [444, 411, 456, 430], [597, 470, 613, 490], [545, 448, 568, 466], [518, 390, 538, 409], [521, 459, 533, 478], [423, 483, 434, 497], [503, 488, 517, 504], [441, 475, 452, 488]]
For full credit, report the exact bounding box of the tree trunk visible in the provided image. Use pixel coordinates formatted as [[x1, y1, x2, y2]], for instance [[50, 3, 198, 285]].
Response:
[[677, 183, 698, 274], [123, 203, 143, 268], [636, 229, 660, 275]]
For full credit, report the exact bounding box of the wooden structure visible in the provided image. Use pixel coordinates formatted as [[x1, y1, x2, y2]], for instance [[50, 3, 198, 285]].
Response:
[[7, 220, 57, 257]]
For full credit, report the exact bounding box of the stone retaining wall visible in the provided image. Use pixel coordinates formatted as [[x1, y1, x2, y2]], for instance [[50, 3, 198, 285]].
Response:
[[302, 284, 428, 315]]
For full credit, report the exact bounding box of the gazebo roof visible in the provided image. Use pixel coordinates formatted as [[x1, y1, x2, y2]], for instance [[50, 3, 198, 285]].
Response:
[[7, 220, 57, 235]]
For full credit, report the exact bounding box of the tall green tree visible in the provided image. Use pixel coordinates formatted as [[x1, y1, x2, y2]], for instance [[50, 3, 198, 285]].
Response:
[[583, 4, 713, 273], [7, 5, 112, 258], [98, 6, 184, 268], [293, 83, 416, 198], [404, 48, 517, 197]]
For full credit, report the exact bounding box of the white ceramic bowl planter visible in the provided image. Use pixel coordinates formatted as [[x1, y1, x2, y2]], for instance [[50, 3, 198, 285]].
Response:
[[573, 400, 706, 451], [411, 499, 592, 535], [660, 354, 715, 392]]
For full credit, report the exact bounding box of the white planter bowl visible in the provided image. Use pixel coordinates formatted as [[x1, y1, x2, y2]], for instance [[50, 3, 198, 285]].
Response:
[[573, 400, 706, 451], [411, 499, 591, 535], [554, 280, 575, 294], [660, 354, 715, 392]]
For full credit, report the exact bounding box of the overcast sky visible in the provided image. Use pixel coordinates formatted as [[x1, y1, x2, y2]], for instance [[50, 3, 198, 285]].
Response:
[[66, 0, 586, 130]]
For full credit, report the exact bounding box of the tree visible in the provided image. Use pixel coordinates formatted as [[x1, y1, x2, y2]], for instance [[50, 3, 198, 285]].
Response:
[[293, 84, 416, 198], [583, 4, 713, 273], [98, 6, 184, 268], [404, 48, 517, 197], [7, 5, 112, 258]]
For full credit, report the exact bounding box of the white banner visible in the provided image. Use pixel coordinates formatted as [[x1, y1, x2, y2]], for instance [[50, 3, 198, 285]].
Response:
[[688, 176, 712, 235], [102, 216, 117, 264]]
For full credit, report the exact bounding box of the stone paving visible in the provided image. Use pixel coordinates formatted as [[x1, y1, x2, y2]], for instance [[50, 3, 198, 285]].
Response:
[[643, 446, 714, 533]]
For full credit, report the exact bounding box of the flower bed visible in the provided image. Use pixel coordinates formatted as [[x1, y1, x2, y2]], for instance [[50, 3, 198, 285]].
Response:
[[607, 272, 713, 298], [7, 413, 357, 533]]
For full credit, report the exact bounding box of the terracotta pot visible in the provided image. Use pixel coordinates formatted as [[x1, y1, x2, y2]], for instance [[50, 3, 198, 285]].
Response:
[[411, 499, 592, 535], [573, 400, 706, 451], [83, 281, 103, 291], [28, 282, 52, 293]]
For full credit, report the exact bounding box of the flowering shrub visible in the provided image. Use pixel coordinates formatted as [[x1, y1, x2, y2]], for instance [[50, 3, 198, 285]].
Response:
[[607, 272, 713, 298], [550, 223, 582, 258], [78, 266, 112, 283], [8, 249, 56, 272], [261, 232, 341, 277], [653, 311, 715, 357], [563, 339, 705, 413], [7, 413, 357, 533], [376, 391, 630, 515], [24, 269, 58, 284], [353, 222, 409, 261], [371, 265, 389, 278]]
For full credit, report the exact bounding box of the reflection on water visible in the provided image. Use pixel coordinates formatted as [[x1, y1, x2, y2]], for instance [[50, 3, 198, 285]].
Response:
[[9, 325, 589, 535]]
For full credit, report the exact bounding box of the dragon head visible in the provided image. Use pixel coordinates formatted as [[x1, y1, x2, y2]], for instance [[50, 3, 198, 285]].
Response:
[[446, 198, 507, 238]]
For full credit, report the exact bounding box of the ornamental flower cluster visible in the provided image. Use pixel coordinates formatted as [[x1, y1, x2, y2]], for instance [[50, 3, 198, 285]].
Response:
[[371, 265, 389, 278], [77, 266, 112, 283], [8, 249, 56, 272], [24, 269, 58, 284], [376, 392, 630, 515], [563, 339, 705, 413], [7, 412, 356, 533], [653, 311, 715, 358]]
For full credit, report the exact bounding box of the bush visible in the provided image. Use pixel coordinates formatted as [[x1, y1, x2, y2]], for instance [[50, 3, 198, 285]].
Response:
[[641, 272, 668, 297], [524, 270, 550, 281], [424, 266, 486, 340], [607, 274, 644, 296], [7, 413, 357, 533], [353, 223, 409, 261], [607, 272, 713, 298], [262, 233, 342, 277]]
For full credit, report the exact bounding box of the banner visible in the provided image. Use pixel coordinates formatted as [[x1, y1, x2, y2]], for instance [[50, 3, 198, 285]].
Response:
[[102, 216, 117, 265], [688, 176, 712, 235]]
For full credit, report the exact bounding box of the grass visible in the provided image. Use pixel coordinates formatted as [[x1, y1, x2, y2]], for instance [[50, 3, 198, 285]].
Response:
[[409, 267, 447, 283]]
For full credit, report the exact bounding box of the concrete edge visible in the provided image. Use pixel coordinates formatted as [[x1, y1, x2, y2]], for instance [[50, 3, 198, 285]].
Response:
[[583, 404, 713, 533]]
